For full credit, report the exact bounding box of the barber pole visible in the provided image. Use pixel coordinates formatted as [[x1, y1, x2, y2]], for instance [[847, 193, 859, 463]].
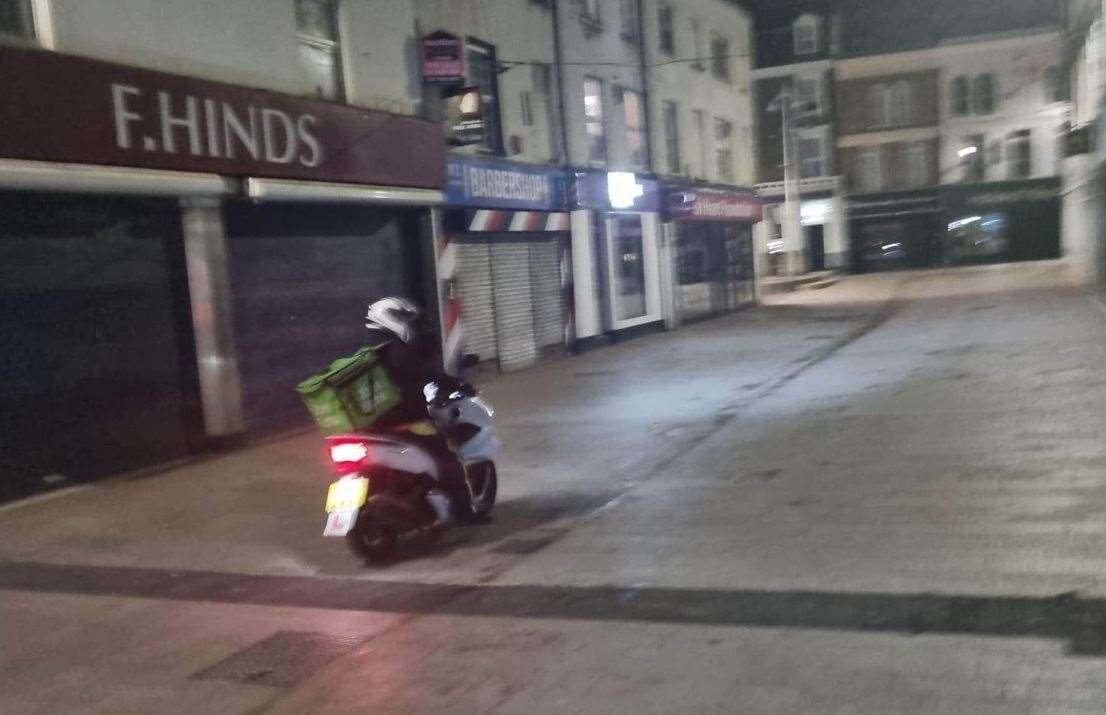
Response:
[[433, 215, 464, 376]]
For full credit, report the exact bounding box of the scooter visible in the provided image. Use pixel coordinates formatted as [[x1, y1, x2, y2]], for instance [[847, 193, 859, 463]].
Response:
[[320, 370, 500, 564]]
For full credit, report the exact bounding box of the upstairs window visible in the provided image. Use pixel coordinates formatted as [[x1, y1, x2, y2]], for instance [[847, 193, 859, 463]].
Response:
[[689, 17, 705, 71], [584, 77, 607, 163], [663, 100, 681, 174], [620, 0, 639, 42], [798, 136, 823, 178], [0, 0, 34, 41], [950, 76, 970, 116], [710, 36, 731, 82], [795, 77, 819, 115], [657, 3, 674, 55], [888, 81, 914, 126], [622, 88, 647, 168], [467, 40, 504, 154], [973, 73, 995, 115], [1006, 129, 1032, 179], [793, 14, 819, 56], [959, 134, 984, 182], [903, 141, 929, 187], [296, 0, 344, 101], [714, 117, 734, 181]]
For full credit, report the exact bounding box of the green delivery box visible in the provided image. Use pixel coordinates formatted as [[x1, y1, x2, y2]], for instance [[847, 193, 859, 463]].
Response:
[[296, 346, 401, 435]]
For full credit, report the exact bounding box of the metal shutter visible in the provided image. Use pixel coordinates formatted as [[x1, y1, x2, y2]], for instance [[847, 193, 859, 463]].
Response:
[[528, 237, 563, 349], [490, 240, 539, 371], [455, 241, 498, 363]]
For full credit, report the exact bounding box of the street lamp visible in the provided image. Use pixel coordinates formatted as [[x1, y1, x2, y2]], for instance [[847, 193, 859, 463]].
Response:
[[767, 87, 806, 276]]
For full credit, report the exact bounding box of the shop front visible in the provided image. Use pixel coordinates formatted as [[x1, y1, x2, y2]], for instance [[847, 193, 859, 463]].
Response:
[[440, 156, 571, 372], [848, 190, 943, 273], [940, 179, 1061, 267], [571, 171, 665, 343], [0, 45, 444, 497], [664, 184, 762, 324]]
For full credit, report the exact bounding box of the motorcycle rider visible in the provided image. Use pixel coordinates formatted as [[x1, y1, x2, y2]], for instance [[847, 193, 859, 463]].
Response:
[[363, 297, 473, 527]]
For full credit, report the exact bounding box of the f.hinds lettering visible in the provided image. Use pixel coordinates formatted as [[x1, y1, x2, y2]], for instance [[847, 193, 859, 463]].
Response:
[[111, 83, 322, 167]]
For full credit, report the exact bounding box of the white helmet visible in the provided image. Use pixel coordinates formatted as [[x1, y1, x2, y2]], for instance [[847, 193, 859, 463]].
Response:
[[365, 297, 422, 344]]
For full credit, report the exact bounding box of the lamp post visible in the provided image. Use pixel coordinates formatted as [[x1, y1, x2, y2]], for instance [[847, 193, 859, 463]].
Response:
[[768, 87, 806, 276]]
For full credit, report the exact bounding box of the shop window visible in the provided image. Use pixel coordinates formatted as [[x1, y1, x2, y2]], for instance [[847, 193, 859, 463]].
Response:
[[620, 0, 639, 42], [583, 77, 607, 163], [295, 0, 344, 101], [663, 100, 681, 174], [679, 243, 707, 285], [0, 0, 33, 41], [1006, 129, 1032, 179], [973, 74, 995, 115], [959, 134, 984, 182], [793, 14, 819, 56], [950, 76, 970, 116], [467, 40, 504, 154], [798, 136, 822, 178], [657, 2, 674, 55], [711, 35, 731, 83], [947, 213, 1007, 262], [714, 118, 734, 181], [613, 217, 647, 320]]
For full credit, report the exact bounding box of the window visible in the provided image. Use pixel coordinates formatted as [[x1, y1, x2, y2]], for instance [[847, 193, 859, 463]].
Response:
[[1044, 66, 1066, 104], [689, 18, 705, 71], [580, 0, 601, 27], [870, 81, 913, 128], [622, 88, 647, 168], [869, 85, 889, 128], [620, 0, 639, 42], [710, 36, 731, 82], [520, 90, 534, 127], [583, 77, 607, 163], [678, 243, 707, 285], [467, 41, 504, 154], [692, 109, 707, 178], [1006, 129, 1032, 179], [714, 118, 734, 181], [658, 3, 674, 55], [794, 14, 819, 55], [960, 134, 984, 182], [0, 0, 33, 41], [295, 0, 344, 101], [795, 77, 819, 115], [663, 101, 681, 174], [854, 148, 883, 192], [950, 76, 970, 116], [798, 136, 822, 178], [888, 81, 914, 126], [903, 142, 929, 187], [973, 74, 995, 115]]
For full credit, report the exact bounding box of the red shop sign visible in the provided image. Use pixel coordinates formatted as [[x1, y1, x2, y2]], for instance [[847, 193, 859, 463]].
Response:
[[666, 186, 763, 223], [421, 31, 465, 84], [0, 45, 446, 188]]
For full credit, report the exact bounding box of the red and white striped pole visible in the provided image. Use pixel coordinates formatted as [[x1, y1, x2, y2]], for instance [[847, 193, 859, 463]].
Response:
[[433, 209, 464, 376]]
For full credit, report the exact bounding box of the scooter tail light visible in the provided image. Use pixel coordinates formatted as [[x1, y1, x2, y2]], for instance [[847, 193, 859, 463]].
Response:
[[329, 441, 369, 465]]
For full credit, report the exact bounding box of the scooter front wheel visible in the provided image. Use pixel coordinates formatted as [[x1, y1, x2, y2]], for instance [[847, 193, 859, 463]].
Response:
[[346, 520, 398, 564], [464, 461, 498, 522]]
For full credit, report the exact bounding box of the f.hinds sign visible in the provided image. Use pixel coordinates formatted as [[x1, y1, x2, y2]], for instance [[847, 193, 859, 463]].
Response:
[[0, 46, 445, 188]]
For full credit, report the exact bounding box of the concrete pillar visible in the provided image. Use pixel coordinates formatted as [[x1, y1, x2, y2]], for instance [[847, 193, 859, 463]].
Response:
[[570, 209, 602, 340], [825, 190, 849, 271], [180, 198, 244, 440], [658, 221, 680, 330], [781, 198, 807, 276]]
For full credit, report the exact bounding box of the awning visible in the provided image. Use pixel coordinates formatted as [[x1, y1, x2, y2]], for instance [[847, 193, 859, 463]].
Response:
[[245, 178, 443, 206], [0, 158, 233, 196]]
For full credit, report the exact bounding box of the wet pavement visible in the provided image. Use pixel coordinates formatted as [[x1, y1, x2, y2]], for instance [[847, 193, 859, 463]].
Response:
[[4, 261, 1106, 713]]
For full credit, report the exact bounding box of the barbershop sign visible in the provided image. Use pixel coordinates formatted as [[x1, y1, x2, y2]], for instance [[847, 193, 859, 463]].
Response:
[[445, 156, 564, 211], [0, 45, 445, 188]]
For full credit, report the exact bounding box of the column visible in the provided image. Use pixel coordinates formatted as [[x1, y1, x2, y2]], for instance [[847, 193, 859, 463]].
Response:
[[180, 197, 244, 440]]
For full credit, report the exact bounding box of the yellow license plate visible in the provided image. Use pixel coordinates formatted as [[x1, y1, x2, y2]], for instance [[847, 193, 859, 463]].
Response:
[[326, 478, 369, 513]]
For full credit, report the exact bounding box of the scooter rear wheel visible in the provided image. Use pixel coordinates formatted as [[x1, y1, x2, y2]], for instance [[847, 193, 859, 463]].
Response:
[[346, 521, 398, 564]]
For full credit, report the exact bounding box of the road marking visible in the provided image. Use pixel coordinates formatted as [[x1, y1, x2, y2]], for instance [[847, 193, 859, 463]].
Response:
[[0, 485, 92, 514], [1, 560, 1103, 656]]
